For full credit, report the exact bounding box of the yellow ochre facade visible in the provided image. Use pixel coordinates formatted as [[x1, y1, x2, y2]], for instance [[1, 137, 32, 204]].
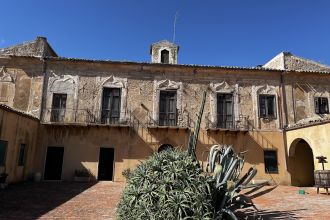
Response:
[[0, 37, 330, 186]]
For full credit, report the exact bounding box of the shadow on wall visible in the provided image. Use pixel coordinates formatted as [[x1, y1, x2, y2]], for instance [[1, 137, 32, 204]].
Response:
[[0, 182, 96, 219], [198, 130, 266, 166]]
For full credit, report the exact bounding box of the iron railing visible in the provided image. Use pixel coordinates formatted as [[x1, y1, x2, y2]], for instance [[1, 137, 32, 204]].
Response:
[[45, 108, 128, 125], [205, 115, 250, 131]]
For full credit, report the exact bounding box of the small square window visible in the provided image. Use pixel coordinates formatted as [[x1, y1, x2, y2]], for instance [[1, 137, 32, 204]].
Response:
[[18, 144, 26, 166], [264, 150, 278, 173], [314, 97, 329, 114], [259, 95, 276, 119], [0, 140, 8, 166]]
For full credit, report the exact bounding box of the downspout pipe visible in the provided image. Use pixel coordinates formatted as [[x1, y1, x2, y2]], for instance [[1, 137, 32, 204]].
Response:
[[281, 70, 291, 184], [280, 71, 289, 128]]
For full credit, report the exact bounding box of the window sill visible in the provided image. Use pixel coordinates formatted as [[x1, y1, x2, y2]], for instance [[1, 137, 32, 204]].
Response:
[[260, 117, 277, 121]]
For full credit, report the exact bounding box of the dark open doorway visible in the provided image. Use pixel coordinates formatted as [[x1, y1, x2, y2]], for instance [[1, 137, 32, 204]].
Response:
[[289, 139, 315, 186], [98, 148, 114, 181], [44, 147, 64, 180]]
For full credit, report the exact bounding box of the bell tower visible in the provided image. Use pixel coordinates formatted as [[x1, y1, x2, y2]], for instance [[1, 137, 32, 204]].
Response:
[[150, 40, 179, 64]]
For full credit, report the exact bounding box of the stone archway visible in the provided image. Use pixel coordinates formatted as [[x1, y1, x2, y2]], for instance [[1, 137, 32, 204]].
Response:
[[289, 138, 315, 186], [158, 144, 174, 153]]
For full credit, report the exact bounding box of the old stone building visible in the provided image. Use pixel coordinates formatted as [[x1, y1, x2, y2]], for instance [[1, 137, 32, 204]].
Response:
[[1, 37, 330, 186]]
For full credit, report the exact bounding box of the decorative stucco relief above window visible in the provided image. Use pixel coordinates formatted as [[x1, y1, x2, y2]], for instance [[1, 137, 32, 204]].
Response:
[[152, 79, 183, 126], [209, 81, 239, 129], [47, 72, 79, 122]]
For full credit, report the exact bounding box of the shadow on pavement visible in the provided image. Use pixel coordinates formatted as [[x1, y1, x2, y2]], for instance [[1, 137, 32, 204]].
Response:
[[236, 208, 305, 219], [0, 181, 96, 219]]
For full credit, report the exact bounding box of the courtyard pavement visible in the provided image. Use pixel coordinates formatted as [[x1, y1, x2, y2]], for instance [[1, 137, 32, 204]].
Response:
[[0, 182, 329, 219]]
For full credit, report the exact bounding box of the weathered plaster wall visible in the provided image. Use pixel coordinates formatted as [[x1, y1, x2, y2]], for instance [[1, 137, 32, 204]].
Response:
[[44, 61, 283, 130], [0, 107, 39, 183], [284, 73, 330, 125], [0, 57, 44, 117]]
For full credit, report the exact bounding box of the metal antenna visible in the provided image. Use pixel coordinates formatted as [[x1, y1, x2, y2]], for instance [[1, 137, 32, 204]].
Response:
[[172, 11, 179, 43]]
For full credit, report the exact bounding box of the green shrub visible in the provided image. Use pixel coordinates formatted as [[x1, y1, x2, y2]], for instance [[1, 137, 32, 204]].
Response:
[[117, 150, 215, 220]]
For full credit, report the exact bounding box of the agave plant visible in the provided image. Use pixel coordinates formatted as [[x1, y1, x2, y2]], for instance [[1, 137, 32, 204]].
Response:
[[117, 150, 215, 220], [204, 144, 259, 219], [117, 91, 266, 219]]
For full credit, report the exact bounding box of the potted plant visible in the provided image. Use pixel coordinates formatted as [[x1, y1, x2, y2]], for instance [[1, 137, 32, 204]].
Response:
[[0, 172, 8, 189], [74, 169, 92, 182]]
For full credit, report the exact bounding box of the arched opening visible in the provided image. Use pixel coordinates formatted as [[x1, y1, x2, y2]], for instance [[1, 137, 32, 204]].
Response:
[[289, 139, 315, 186], [160, 49, 169, 64], [158, 144, 174, 153]]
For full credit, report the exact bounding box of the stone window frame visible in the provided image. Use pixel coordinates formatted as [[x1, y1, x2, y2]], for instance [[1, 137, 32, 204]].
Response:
[[312, 88, 330, 116], [314, 96, 329, 114], [97, 76, 128, 123], [152, 79, 182, 125], [252, 84, 280, 128], [47, 74, 78, 122], [155, 47, 176, 64], [258, 94, 277, 119], [209, 81, 239, 128]]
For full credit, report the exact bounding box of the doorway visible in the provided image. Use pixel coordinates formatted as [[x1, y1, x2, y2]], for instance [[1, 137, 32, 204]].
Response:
[[44, 147, 64, 180], [289, 139, 315, 186], [98, 148, 114, 181]]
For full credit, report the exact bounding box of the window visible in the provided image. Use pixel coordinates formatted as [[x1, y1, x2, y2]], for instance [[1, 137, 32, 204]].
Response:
[[159, 90, 177, 126], [101, 88, 121, 124], [161, 49, 169, 64], [51, 93, 67, 122], [0, 140, 7, 166], [259, 95, 276, 119], [18, 144, 26, 166], [264, 150, 278, 173], [314, 97, 329, 114], [217, 93, 234, 128]]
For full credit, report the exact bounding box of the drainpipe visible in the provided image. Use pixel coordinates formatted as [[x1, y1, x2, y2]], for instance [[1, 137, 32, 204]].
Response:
[[281, 71, 291, 184], [280, 71, 289, 128]]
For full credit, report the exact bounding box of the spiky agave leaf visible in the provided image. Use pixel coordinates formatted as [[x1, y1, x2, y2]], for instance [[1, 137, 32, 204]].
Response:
[[117, 149, 215, 220]]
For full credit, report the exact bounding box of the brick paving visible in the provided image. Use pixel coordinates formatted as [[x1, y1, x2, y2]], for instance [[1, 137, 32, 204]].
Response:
[[0, 182, 330, 219], [0, 182, 124, 220], [238, 186, 330, 220]]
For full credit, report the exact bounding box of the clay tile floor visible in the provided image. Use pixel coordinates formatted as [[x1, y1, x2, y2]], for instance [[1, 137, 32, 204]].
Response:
[[0, 182, 330, 219]]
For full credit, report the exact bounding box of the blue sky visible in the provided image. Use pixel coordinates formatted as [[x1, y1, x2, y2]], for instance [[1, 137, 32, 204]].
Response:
[[1, 0, 330, 66]]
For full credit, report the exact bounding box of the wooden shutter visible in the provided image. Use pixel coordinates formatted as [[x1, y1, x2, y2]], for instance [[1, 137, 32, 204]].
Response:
[[110, 88, 121, 122], [314, 97, 320, 114], [259, 95, 266, 117], [159, 91, 177, 126], [318, 97, 329, 114], [51, 94, 67, 122], [267, 96, 276, 118], [217, 94, 233, 128], [102, 88, 121, 124]]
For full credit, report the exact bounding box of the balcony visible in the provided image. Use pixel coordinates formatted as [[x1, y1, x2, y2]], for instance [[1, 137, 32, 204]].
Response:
[[205, 115, 250, 132], [44, 108, 129, 126]]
